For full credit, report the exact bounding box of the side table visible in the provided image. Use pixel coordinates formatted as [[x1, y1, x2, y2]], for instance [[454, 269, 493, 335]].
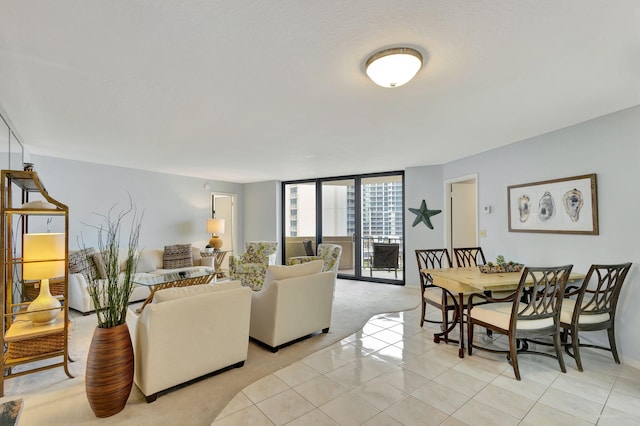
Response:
[[200, 250, 230, 278]]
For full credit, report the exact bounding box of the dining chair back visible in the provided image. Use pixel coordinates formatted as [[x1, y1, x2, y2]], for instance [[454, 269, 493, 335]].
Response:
[[453, 247, 486, 267], [561, 262, 632, 371], [415, 249, 454, 329], [467, 264, 573, 380]]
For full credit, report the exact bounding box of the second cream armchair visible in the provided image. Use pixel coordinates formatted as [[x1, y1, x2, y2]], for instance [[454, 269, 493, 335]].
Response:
[[250, 260, 336, 352]]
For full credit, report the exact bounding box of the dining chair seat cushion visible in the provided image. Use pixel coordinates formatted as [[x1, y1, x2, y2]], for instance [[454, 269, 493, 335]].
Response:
[[423, 287, 471, 306], [560, 299, 610, 325], [470, 302, 555, 330]]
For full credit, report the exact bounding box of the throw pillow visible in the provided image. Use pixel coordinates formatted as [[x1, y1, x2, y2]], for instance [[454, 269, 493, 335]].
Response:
[[163, 244, 193, 269], [91, 252, 107, 279], [262, 259, 323, 292], [69, 248, 100, 281], [153, 280, 241, 303]]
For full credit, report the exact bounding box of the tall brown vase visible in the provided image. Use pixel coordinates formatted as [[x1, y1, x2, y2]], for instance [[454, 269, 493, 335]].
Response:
[[85, 323, 134, 418]]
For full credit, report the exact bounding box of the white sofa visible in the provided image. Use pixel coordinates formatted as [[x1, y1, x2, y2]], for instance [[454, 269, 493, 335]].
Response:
[[126, 281, 251, 402], [69, 247, 213, 315], [250, 260, 336, 352]]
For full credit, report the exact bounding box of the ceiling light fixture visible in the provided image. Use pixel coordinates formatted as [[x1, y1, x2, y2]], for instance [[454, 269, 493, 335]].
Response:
[[365, 47, 423, 88]]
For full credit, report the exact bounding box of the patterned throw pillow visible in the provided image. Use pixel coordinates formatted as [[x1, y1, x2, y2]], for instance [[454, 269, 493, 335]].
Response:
[[163, 244, 194, 269], [69, 247, 100, 281]]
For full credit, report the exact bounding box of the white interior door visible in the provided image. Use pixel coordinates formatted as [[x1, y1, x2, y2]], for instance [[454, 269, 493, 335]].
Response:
[[446, 176, 478, 254], [451, 182, 477, 248], [212, 193, 237, 270]]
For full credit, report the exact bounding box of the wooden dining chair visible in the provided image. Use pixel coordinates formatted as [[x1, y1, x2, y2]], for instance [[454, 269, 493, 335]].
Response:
[[560, 262, 632, 372], [467, 265, 573, 380], [453, 247, 486, 267], [415, 249, 454, 330]]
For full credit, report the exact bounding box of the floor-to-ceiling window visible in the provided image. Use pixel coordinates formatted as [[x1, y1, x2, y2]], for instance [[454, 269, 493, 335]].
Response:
[[282, 171, 404, 285]]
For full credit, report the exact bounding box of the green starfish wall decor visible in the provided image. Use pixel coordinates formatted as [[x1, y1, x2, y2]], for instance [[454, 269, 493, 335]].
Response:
[[409, 199, 442, 229]]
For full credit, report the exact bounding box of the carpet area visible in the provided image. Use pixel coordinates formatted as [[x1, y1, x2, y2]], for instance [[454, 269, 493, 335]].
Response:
[[0, 279, 419, 425]]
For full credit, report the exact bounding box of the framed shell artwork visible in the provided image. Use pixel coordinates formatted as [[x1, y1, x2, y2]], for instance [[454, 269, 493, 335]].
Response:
[[507, 173, 598, 235]]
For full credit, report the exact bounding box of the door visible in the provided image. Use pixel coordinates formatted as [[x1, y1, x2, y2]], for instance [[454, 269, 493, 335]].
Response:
[[321, 179, 356, 278], [446, 176, 478, 255], [211, 193, 238, 272], [361, 175, 404, 282]]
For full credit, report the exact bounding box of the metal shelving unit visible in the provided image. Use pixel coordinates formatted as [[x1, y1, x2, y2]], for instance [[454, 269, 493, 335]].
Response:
[[0, 170, 73, 396]]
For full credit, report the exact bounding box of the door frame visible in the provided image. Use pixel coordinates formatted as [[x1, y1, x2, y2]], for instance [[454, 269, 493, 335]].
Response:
[[211, 192, 238, 257], [444, 174, 479, 255]]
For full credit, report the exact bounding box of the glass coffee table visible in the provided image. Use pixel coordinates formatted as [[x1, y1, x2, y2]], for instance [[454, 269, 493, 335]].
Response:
[[135, 270, 215, 312]]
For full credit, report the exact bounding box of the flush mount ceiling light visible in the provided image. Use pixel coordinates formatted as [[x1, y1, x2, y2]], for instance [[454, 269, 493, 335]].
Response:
[[365, 47, 423, 88]]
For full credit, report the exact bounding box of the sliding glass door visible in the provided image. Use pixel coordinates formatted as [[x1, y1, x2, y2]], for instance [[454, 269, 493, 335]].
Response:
[[361, 175, 404, 282], [321, 179, 356, 278], [282, 172, 404, 284]]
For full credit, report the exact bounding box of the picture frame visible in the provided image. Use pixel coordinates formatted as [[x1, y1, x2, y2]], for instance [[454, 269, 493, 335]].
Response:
[[507, 173, 598, 235]]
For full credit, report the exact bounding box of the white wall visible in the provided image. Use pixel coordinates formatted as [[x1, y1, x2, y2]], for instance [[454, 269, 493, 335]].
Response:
[[405, 105, 640, 366], [243, 180, 281, 263], [404, 165, 445, 287], [25, 156, 244, 252]]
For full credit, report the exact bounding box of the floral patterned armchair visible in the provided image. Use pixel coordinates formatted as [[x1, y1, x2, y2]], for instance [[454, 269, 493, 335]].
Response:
[[229, 241, 278, 291], [288, 243, 342, 272]]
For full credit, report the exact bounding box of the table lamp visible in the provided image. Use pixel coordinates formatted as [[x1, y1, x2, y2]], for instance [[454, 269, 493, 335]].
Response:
[[23, 233, 65, 326], [206, 218, 225, 250]]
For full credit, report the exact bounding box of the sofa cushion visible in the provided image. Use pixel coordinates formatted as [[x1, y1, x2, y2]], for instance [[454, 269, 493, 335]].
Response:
[[262, 260, 323, 292], [137, 250, 160, 273], [163, 244, 194, 269], [152, 280, 241, 304], [69, 248, 100, 281]]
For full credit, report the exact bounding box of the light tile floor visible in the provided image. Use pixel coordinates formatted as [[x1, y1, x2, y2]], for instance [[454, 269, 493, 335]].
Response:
[[213, 306, 640, 425]]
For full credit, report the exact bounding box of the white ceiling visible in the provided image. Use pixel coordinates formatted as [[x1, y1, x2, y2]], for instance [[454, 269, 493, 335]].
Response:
[[0, 1, 638, 183]]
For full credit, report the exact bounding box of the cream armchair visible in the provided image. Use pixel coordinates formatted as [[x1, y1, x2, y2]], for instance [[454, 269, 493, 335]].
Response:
[[288, 243, 343, 272], [229, 241, 278, 291], [250, 260, 336, 352], [126, 281, 251, 402]]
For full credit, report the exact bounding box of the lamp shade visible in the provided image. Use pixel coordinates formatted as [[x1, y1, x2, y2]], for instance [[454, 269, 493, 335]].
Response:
[[207, 218, 225, 235], [23, 233, 66, 280], [366, 47, 423, 88]]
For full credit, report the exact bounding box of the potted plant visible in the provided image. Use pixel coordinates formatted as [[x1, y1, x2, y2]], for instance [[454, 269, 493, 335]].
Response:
[[479, 255, 523, 273], [81, 199, 143, 417]]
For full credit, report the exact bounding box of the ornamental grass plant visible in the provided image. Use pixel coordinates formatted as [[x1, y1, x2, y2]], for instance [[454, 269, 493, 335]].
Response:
[[81, 199, 143, 328]]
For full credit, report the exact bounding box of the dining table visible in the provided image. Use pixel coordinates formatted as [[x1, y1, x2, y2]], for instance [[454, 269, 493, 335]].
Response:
[[420, 266, 585, 358]]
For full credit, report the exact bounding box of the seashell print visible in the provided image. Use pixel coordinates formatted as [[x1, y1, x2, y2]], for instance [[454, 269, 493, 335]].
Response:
[[538, 191, 555, 222], [518, 195, 530, 223], [563, 188, 583, 222]]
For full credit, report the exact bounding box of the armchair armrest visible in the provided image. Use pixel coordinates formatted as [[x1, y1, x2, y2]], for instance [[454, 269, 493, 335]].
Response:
[[68, 273, 94, 314]]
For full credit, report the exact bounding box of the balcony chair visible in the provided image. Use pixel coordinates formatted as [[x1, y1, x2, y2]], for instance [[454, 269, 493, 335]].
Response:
[[288, 243, 343, 272], [229, 241, 278, 291], [370, 242, 400, 278], [302, 239, 315, 256], [467, 265, 573, 380], [561, 262, 632, 372]]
